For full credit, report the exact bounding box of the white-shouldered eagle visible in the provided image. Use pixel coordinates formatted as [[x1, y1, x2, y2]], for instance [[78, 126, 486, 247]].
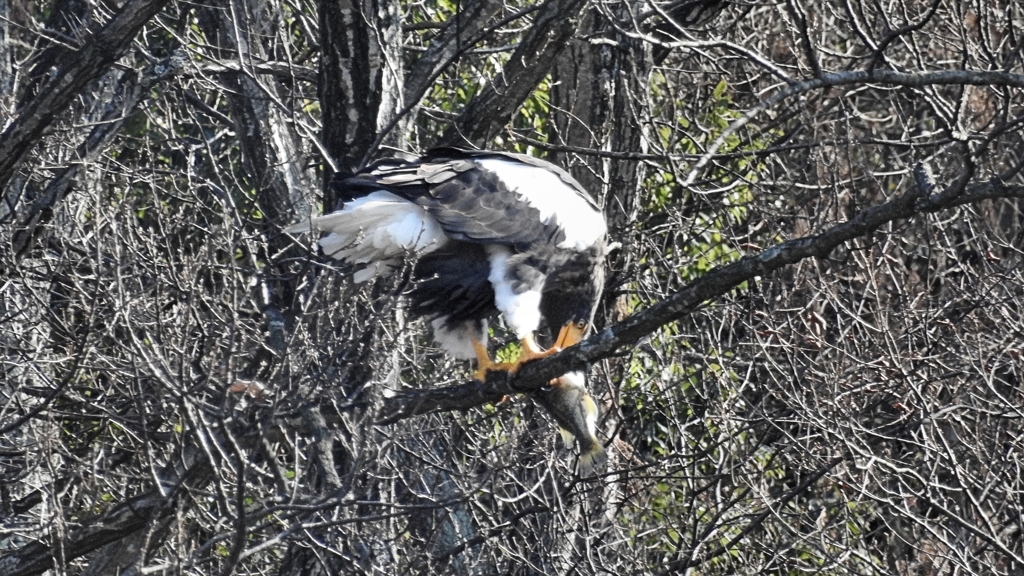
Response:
[[287, 147, 609, 475]]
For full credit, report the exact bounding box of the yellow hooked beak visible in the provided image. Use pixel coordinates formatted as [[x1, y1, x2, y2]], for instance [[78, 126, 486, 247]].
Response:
[[554, 321, 587, 350]]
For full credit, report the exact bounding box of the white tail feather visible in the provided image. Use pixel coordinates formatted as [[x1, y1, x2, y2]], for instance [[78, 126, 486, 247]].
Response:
[[286, 191, 448, 281]]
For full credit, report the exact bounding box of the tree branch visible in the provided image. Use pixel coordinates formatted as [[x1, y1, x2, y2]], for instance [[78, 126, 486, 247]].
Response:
[[662, 456, 846, 572], [196, 60, 318, 83], [9, 51, 185, 262], [376, 175, 1024, 424], [441, 0, 587, 146], [358, 0, 531, 166], [402, 0, 505, 110], [0, 453, 213, 576], [684, 68, 1024, 187], [0, 0, 171, 195]]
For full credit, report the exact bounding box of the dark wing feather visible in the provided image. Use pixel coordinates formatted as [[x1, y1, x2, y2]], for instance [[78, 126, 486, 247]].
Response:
[[408, 243, 495, 323], [426, 168, 563, 248], [329, 148, 568, 250], [426, 147, 599, 209]]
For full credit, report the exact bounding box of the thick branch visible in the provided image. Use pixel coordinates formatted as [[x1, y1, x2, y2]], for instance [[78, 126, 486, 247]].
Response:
[[377, 176, 1024, 424], [0, 455, 213, 576], [442, 0, 587, 146], [403, 0, 505, 109], [361, 2, 540, 165], [0, 0, 171, 194]]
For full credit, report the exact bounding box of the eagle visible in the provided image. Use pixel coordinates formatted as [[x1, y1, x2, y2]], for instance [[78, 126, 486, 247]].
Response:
[[287, 147, 609, 475]]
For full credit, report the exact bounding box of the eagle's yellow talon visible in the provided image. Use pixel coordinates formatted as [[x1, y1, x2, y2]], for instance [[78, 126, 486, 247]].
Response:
[[472, 338, 517, 381], [473, 326, 588, 380], [515, 334, 560, 364], [504, 324, 586, 371]]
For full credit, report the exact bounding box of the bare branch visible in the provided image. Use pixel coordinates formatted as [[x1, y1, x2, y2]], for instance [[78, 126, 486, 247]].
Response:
[[0, 454, 213, 576], [9, 51, 186, 261], [0, 0, 171, 194]]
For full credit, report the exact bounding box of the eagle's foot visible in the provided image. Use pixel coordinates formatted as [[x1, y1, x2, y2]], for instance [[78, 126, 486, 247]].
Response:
[[495, 334, 560, 374], [472, 361, 518, 383], [472, 338, 517, 382], [503, 323, 588, 373], [472, 328, 583, 381], [472, 335, 558, 381], [515, 334, 561, 363]]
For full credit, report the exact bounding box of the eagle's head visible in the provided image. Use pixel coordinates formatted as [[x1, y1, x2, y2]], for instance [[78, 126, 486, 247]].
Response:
[[539, 238, 607, 350]]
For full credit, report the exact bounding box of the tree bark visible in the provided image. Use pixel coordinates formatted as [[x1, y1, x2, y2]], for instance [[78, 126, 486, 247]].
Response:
[[318, 0, 403, 187]]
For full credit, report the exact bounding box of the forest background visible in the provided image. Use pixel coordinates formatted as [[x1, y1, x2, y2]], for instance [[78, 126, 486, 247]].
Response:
[[3, 0, 1024, 574]]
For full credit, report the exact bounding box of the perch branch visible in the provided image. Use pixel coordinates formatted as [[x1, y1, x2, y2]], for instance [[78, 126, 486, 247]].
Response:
[[376, 174, 1024, 424]]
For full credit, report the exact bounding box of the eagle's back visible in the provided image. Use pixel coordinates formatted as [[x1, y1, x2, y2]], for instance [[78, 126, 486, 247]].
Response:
[[289, 149, 606, 286], [335, 149, 606, 252]]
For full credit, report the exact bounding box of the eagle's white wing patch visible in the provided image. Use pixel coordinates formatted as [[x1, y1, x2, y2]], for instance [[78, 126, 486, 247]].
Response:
[[476, 158, 607, 251], [290, 191, 448, 281]]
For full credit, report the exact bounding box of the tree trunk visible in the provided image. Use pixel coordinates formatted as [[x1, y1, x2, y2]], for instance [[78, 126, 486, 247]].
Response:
[[318, 0, 403, 188]]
